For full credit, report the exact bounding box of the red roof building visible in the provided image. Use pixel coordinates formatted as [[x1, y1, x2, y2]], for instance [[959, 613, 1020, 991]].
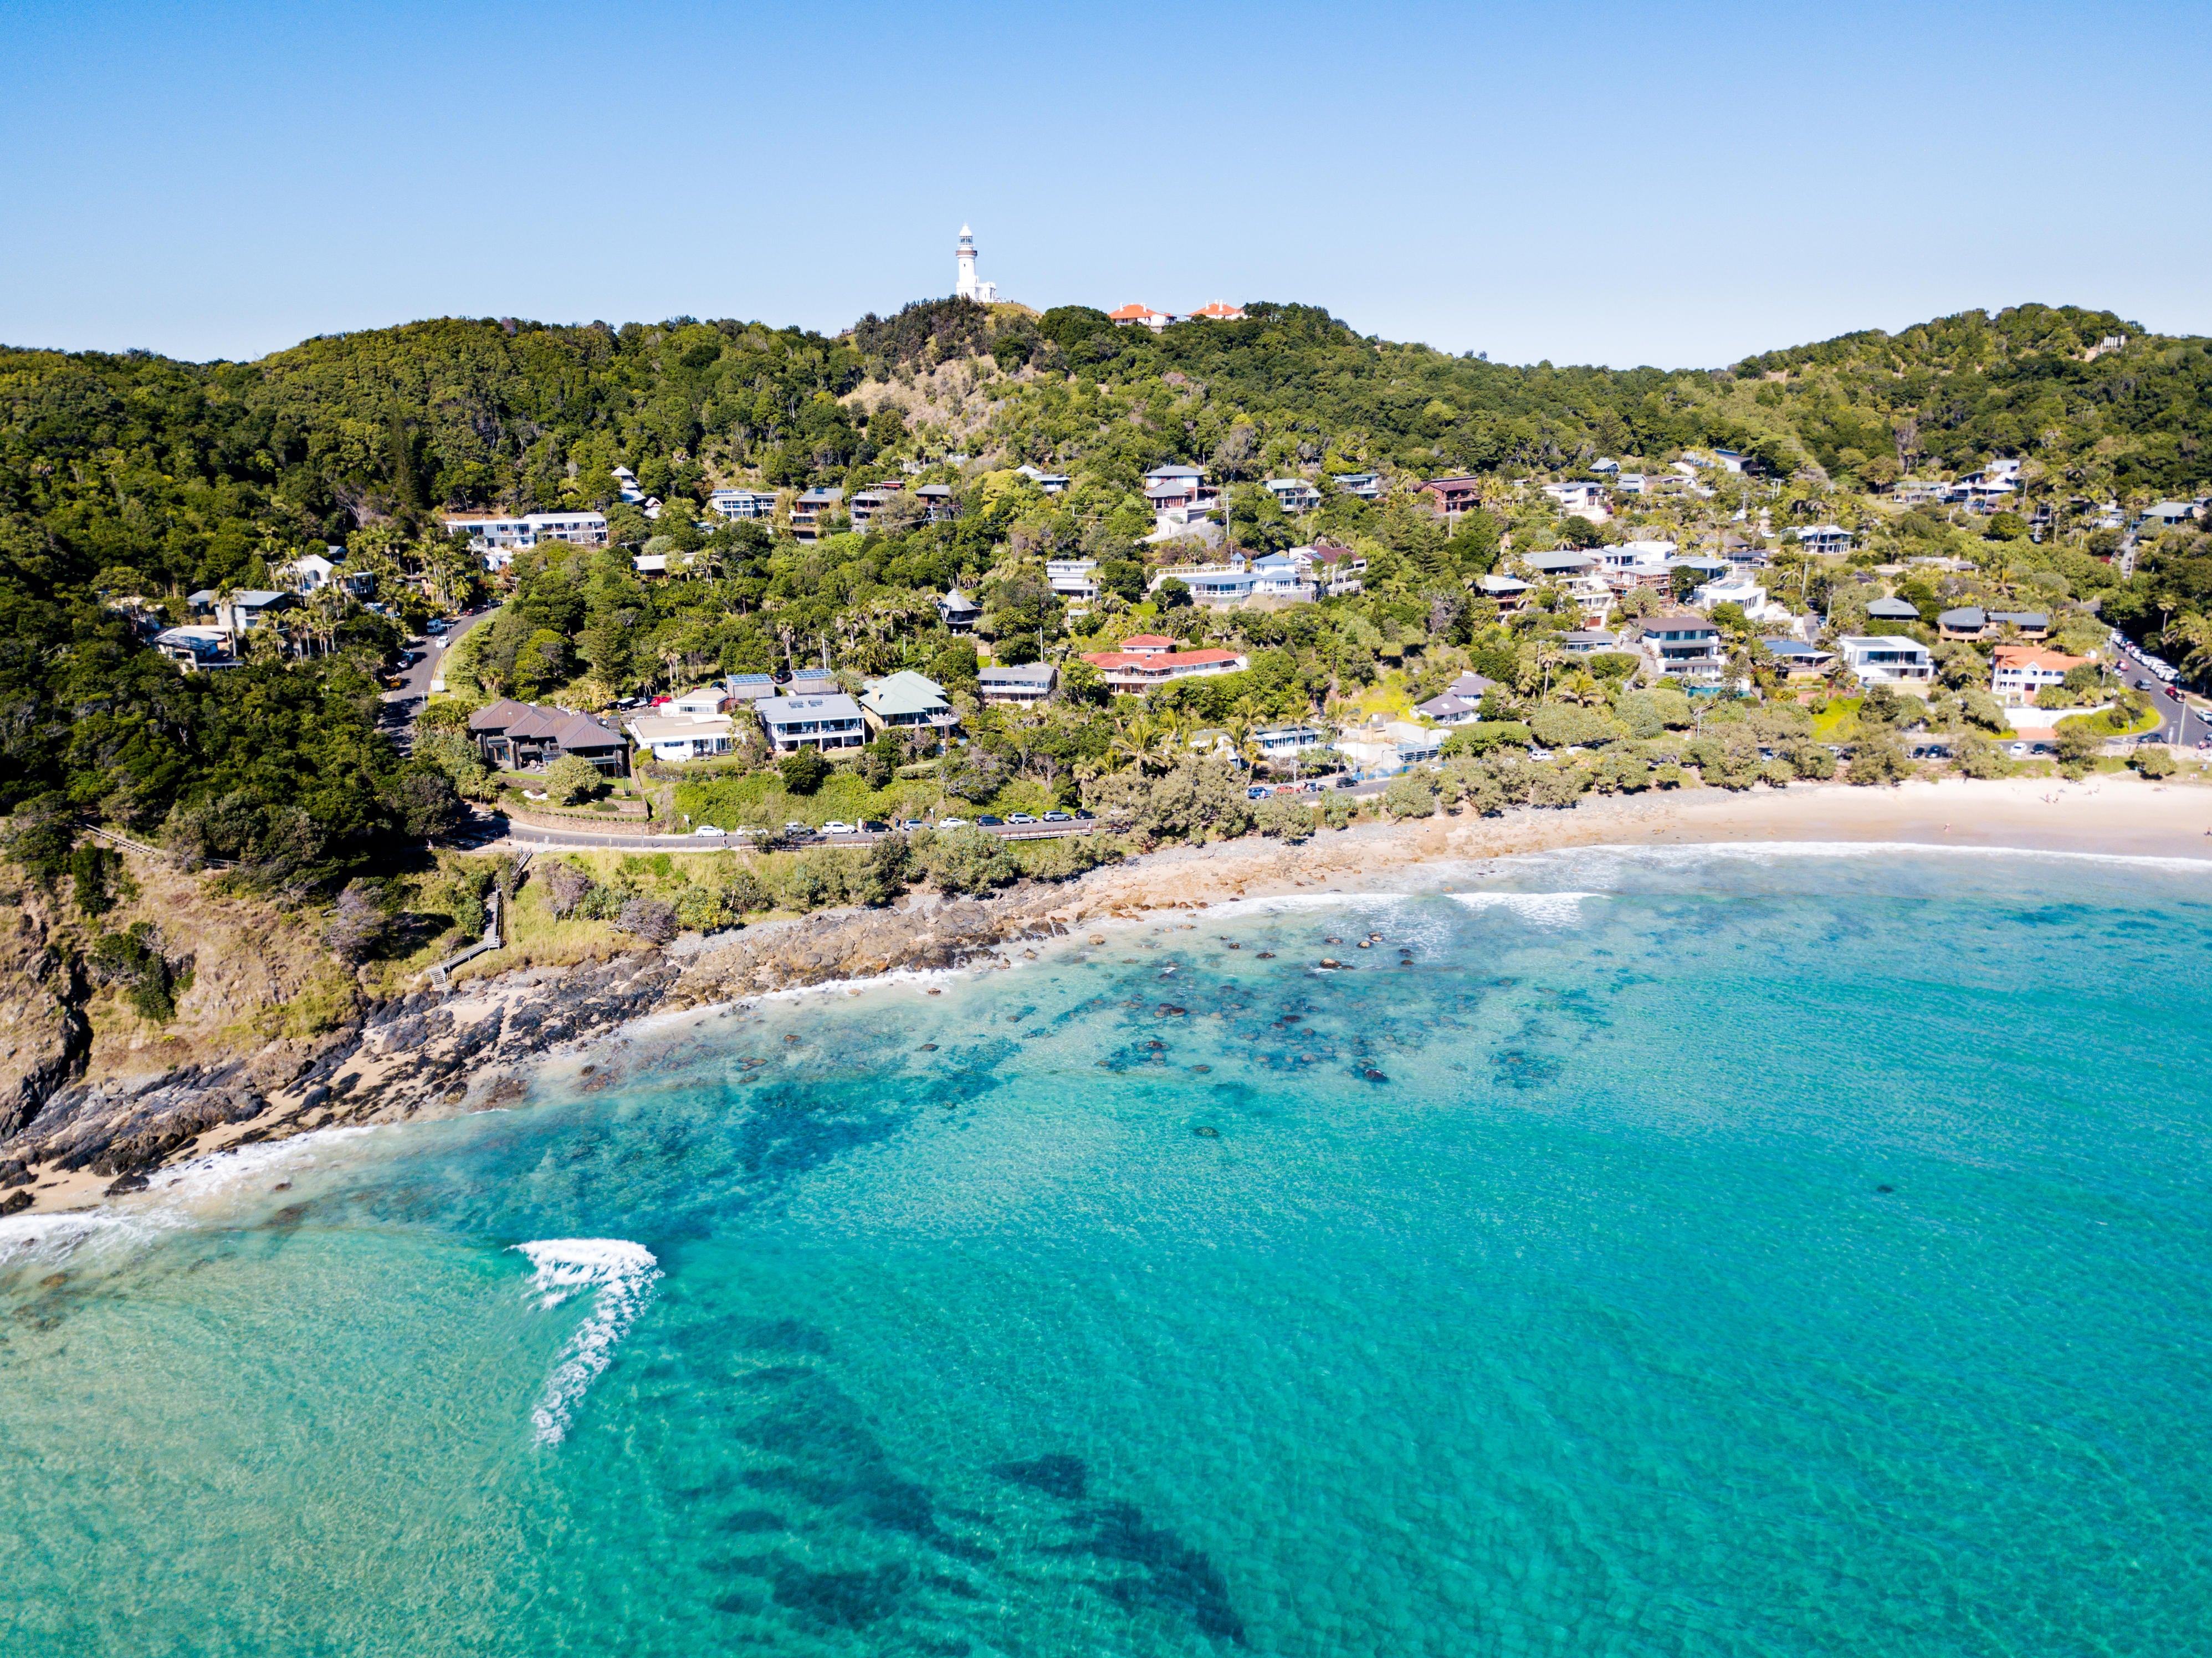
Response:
[[1081, 646, 1248, 692]]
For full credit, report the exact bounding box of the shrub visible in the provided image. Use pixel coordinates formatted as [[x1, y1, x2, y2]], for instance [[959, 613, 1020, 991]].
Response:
[[90, 922, 190, 1022], [1588, 751, 1651, 794], [920, 826, 1018, 894], [1383, 770, 1437, 820], [542, 859, 595, 919], [68, 844, 132, 917], [1254, 796, 1317, 840], [1530, 703, 1619, 749], [1319, 791, 1358, 830], [1440, 721, 1533, 758], [1788, 741, 1838, 780], [616, 895, 679, 944], [2054, 722, 2103, 779], [544, 754, 602, 805], [1586, 652, 1641, 682], [1846, 735, 1913, 786], [778, 748, 830, 795], [1759, 758, 1796, 789], [1955, 733, 2009, 778], [1961, 689, 2010, 732], [1526, 765, 1589, 810], [323, 880, 387, 963]]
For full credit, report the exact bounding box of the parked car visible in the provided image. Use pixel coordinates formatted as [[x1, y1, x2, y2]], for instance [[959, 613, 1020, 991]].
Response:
[[1041, 810, 1073, 823], [784, 821, 811, 835], [426, 618, 449, 634], [693, 824, 726, 837], [1073, 808, 1095, 821], [975, 815, 1005, 827], [1247, 785, 1272, 800], [861, 820, 890, 833], [1006, 812, 1038, 825], [897, 818, 926, 831], [938, 817, 970, 829], [822, 821, 857, 835], [1333, 776, 1359, 790]]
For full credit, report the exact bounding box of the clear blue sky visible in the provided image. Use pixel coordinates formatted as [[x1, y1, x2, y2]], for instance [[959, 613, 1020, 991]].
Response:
[[3, 0, 2205, 368]]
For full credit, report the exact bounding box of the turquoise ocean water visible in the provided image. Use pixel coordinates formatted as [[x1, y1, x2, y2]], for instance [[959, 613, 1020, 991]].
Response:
[[4, 844, 2210, 1657]]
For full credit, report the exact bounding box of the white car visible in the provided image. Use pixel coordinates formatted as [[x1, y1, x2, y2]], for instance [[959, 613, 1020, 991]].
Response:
[[938, 817, 970, 829], [693, 824, 726, 837], [821, 821, 857, 836]]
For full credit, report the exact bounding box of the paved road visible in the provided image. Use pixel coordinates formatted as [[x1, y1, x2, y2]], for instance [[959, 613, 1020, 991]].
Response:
[[2107, 637, 2211, 749], [378, 607, 491, 755]]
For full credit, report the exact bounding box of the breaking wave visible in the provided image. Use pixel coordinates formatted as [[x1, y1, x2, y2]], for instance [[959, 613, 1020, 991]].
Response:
[[514, 1238, 661, 1446], [1446, 892, 1600, 927]]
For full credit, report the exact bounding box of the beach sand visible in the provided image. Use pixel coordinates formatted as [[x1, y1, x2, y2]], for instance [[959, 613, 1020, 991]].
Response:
[[1060, 774, 2212, 914]]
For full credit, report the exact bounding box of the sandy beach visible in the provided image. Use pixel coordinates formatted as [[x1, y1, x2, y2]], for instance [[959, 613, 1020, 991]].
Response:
[[1058, 774, 2212, 914]]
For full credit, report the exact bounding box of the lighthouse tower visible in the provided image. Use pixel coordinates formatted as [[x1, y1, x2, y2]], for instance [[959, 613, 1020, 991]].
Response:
[[955, 225, 997, 303]]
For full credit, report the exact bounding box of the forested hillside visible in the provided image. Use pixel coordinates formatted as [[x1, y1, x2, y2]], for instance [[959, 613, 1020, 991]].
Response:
[[4, 296, 2211, 893]]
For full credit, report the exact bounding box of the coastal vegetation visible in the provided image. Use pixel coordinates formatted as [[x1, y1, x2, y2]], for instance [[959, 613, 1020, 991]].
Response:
[[5, 296, 2211, 1021]]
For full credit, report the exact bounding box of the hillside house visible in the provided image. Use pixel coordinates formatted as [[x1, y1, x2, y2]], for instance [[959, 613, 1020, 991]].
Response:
[[1993, 645, 2087, 705], [755, 693, 868, 754], [1837, 636, 1935, 685], [859, 671, 958, 734]]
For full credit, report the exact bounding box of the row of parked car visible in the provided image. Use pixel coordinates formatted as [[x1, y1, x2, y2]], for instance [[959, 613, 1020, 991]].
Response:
[[691, 811, 1098, 840]]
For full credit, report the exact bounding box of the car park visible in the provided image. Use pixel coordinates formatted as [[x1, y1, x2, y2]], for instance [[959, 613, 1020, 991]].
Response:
[[822, 821, 857, 835]]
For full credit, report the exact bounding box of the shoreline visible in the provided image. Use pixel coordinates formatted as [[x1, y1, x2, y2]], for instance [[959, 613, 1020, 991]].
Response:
[[7, 776, 2208, 1223]]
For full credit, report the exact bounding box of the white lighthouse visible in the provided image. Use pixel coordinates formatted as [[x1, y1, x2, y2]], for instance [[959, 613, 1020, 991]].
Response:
[[955, 224, 997, 303]]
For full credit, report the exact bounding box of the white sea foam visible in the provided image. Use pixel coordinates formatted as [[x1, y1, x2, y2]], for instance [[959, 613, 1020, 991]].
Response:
[[514, 1238, 661, 1446], [1204, 891, 1415, 920], [1497, 840, 2212, 882], [1446, 891, 1601, 927]]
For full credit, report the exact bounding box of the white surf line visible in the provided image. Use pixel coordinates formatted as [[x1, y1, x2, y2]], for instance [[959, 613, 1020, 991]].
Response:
[[514, 1238, 662, 1446], [1515, 839, 2212, 876], [1446, 891, 1602, 927]]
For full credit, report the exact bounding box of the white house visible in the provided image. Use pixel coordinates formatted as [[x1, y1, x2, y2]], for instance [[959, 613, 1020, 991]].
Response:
[[1250, 552, 1316, 600], [1691, 576, 1786, 621], [444, 511, 608, 554], [1109, 303, 1176, 331], [709, 488, 779, 521], [1542, 480, 1610, 517], [1992, 646, 2087, 705], [1837, 635, 1934, 685], [1330, 472, 1382, 501], [1015, 465, 1071, 495], [1142, 464, 1211, 511], [1154, 555, 1258, 607], [977, 663, 1057, 707], [1793, 524, 1853, 556], [755, 693, 868, 753], [626, 713, 736, 763], [1263, 478, 1322, 514], [1047, 559, 1099, 608]]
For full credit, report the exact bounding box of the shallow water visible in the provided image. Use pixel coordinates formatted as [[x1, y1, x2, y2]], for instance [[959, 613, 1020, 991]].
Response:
[[6, 845, 2210, 1656]]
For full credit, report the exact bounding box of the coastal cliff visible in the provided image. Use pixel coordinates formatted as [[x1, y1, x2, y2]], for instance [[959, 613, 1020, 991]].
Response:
[[0, 882, 1087, 1210]]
